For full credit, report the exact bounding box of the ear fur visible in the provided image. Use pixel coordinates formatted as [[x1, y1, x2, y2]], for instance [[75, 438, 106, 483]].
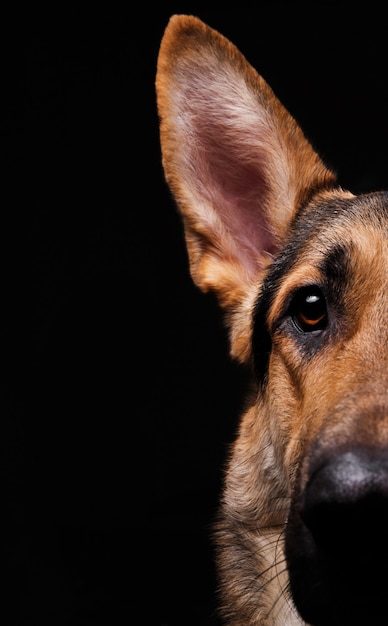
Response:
[[156, 15, 337, 362]]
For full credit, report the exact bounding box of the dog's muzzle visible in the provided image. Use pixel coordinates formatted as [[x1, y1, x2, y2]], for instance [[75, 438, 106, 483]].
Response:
[[285, 447, 388, 626]]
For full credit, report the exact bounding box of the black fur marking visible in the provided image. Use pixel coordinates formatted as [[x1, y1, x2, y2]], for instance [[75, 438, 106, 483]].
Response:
[[252, 246, 302, 388]]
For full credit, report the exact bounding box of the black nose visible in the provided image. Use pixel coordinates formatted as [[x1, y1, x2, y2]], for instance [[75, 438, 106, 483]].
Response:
[[286, 449, 388, 626], [302, 449, 388, 546]]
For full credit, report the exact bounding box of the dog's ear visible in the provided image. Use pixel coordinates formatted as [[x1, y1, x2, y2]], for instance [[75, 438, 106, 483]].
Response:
[[156, 15, 337, 361]]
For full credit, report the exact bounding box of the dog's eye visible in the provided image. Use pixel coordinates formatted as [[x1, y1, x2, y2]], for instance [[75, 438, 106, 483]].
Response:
[[291, 287, 327, 332]]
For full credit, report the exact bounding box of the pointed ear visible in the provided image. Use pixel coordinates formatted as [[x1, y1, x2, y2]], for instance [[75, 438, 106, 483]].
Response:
[[156, 15, 336, 360]]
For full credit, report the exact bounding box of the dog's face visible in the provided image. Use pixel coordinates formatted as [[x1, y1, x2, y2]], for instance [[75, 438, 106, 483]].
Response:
[[257, 192, 388, 624], [156, 15, 388, 625]]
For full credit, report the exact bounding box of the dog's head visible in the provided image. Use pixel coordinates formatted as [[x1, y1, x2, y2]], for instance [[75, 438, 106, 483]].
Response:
[[156, 15, 388, 625]]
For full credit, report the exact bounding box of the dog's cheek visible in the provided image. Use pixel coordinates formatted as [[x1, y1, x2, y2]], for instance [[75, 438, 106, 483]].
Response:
[[221, 402, 290, 528]]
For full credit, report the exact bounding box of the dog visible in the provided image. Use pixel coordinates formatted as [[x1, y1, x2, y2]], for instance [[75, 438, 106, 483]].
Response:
[[156, 15, 388, 625]]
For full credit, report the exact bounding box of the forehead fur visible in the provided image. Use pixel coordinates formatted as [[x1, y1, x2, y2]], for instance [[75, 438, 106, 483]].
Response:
[[271, 190, 388, 284]]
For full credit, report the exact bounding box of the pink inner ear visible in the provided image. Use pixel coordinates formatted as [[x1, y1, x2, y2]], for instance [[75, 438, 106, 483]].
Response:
[[189, 113, 278, 274]]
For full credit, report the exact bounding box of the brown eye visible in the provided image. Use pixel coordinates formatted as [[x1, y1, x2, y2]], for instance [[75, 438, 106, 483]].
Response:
[[291, 287, 327, 332]]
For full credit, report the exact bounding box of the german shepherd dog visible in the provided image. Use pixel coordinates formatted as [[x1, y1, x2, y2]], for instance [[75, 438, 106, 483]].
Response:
[[156, 15, 388, 626]]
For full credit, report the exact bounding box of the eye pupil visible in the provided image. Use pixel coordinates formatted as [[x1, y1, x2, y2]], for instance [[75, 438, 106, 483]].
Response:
[[292, 287, 327, 332]]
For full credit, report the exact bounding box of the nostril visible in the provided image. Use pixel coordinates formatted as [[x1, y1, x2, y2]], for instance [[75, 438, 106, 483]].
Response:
[[302, 450, 388, 551]]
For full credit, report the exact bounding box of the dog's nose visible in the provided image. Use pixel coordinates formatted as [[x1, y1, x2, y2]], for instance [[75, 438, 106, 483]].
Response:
[[302, 449, 388, 547], [287, 449, 388, 626]]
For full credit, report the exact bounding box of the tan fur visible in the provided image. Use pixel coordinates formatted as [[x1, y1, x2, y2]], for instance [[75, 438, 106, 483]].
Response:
[[156, 15, 388, 626]]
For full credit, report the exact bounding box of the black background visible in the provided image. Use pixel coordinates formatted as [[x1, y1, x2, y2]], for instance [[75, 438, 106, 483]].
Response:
[[3, 4, 388, 625]]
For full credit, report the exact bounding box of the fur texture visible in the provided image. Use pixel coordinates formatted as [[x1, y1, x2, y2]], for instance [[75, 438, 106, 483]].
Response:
[[156, 15, 388, 625]]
